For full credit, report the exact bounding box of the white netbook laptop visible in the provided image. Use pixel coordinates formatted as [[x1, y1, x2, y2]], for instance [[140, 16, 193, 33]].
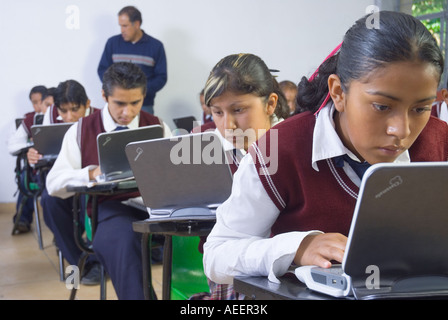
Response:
[[96, 125, 164, 182], [124, 132, 233, 221], [295, 161, 448, 300], [31, 123, 73, 163]]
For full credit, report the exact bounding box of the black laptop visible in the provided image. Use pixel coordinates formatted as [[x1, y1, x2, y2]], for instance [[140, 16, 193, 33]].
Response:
[[124, 132, 233, 220], [173, 116, 198, 133], [31, 123, 73, 163], [295, 161, 448, 299], [96, 125, 164, 182]]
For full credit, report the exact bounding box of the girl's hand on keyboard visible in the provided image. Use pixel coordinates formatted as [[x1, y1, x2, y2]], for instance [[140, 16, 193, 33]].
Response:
[[294, 233, 347, 268]]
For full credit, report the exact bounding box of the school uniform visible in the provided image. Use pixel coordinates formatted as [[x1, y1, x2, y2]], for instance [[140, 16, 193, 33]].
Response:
[[40, 106, 100, 265], [8, 112, 40, 155], [203, 103, 448, 285], [432, 100, 448, 123], [198, 117, 283, 300], [8, 111, 44, 229], [45, 106, 171, 300]]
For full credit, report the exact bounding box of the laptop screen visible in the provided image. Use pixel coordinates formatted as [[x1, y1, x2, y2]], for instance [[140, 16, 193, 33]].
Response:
[[126, 132, 233, 210]]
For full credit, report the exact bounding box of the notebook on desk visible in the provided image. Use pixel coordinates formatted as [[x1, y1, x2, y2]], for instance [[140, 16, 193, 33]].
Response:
[[295, 161, 448, 300], [31, 123, 73, 163], [96, 125, 164, 182], [124, 131, 233, 221]]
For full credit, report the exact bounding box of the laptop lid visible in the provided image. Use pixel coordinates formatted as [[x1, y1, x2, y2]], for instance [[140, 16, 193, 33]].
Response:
[[343, 161, 448, 298], [31, 123, 73, 155], [173, 116, 198, 133], [15, 118, 24, 129], [97, 125, 163, 180], [125, 132, 233, 218]]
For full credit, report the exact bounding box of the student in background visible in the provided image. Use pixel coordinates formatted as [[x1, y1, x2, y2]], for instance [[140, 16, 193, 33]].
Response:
[[29, 85, 47, 114], [31, 80, 102, 284], [199, 89, 213, 124], [46, 62, 171, 299], [26, 79, 102, 283], [432, 81, 448, 123], [28, 80, 98, 163], [194, 53, 290, 299], [42, 80, 97, 125], [279, 80, 298, 115], [203, 11, 448, 286], [8, 86, 52, 154], [8, 86, 54, 233]]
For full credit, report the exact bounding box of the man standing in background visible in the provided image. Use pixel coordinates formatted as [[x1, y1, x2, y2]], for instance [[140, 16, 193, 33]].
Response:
[[98, 6, 167, 114]]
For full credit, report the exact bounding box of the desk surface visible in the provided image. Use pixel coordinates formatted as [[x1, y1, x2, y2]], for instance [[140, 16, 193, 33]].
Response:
[[133, 218, 215, 236], [67, 179, 138, 194], [233, 274, 341, 300]]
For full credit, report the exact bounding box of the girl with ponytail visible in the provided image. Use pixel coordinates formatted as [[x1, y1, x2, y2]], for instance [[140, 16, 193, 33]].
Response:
[[204, 11, 448, 286]]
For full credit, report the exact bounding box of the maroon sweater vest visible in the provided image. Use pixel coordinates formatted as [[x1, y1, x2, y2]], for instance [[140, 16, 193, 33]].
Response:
[[78, 110, 162, 205], [250, 111, 448, 237], [22, 111, 36, 138]]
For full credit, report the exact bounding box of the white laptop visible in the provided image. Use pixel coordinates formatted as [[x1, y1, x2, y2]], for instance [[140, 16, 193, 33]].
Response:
[[124, 132, 233, 221], [295, 161, 448, 300]]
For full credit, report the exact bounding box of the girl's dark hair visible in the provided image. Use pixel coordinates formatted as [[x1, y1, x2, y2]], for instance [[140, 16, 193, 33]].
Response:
[[204, 53, 290, 121], [54, 80, 88, 109], [297, 11, 444, 113], [42, 87, 56, 101], [102, 62, 147, 98], [29, 85, 47, 100]]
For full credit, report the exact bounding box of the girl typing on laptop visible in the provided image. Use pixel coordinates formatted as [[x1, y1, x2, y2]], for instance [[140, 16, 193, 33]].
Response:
[[203, 11, 448, 286]]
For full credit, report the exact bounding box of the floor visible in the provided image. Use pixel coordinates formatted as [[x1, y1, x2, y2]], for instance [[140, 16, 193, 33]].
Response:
[[0, 202, 163, 300]]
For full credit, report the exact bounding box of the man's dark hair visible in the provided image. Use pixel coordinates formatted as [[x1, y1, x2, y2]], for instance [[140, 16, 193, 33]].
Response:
[[118, 6, 142, 25]]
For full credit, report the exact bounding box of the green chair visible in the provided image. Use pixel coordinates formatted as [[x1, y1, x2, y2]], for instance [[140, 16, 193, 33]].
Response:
[[170, 236, 210, 300]]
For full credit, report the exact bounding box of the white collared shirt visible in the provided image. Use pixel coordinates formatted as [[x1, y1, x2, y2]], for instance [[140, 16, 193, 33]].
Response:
[[203, 104, 411, 285]]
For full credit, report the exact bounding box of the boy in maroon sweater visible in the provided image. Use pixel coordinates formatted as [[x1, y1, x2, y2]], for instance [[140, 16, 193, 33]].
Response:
[[45, 62, 169, 299]]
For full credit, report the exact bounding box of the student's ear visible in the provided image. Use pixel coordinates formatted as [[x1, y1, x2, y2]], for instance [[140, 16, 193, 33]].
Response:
[[441, 88, 448, 104], [328, 74, 345, 112], [133, 20, 141, 29], [85, 99, 91, 108], [101, 90, 108, 102], [266, 93, 278, 116]]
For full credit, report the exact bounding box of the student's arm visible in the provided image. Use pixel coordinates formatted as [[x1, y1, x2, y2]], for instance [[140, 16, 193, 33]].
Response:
[[45, 123, 97, 199], [203, 155, 322, 285], [7, 124, 31, 155]]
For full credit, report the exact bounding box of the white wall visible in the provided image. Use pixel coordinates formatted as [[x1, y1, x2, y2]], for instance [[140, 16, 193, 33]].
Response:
[[0, 0, 375, 202]]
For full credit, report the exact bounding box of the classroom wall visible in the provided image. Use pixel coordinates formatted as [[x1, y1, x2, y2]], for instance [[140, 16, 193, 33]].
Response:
[[0, 0, 377, 202]]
